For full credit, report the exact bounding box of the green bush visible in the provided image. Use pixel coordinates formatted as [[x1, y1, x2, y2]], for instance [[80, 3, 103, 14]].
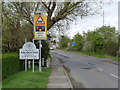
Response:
[[42, 41, 50, 60], [74, 33, 84, 51], [41, 41, 50, 67], [59, 36, 70, 48], [2, 53, 20, 80]]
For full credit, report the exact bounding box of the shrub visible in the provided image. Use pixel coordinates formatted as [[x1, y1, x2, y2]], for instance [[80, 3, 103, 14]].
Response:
[[41, 41, 50, 67], [2, 53, 20, 80], [74, 33, 84, 51], [41, 41, 50, 60]]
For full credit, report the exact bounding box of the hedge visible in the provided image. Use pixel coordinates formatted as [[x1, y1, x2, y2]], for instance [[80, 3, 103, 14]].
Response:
[[2, 53, 21, 80]]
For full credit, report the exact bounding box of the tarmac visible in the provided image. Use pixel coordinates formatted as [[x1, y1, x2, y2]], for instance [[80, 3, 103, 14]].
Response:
[[47, 55, 73, 88]]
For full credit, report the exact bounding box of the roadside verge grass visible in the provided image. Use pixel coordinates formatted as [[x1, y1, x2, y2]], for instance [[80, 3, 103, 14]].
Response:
[[2, 67, 51, 88], [64, 50, 120, 61]]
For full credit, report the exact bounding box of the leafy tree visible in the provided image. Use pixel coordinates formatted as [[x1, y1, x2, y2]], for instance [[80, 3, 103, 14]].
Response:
[[73, 33, 84, 51], [83, 26, 118, 56], [83, 30, 104, 53], [2, 1, 100, 53], [59, 35, 70, 48], [97, 26, 118, 56], [2, 2, 24, 52]]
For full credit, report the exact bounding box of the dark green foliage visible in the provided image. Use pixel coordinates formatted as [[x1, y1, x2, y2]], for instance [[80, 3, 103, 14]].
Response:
[[82, 26, 118, 56], [104, 40, 118, 56], [68, 26, 118, 57], [74, 33, 84, 51], [41, 41, 50, 67], [98, 26, 118, 56], [89, 31, 104, 53], [41, 41, 50, 60], [59, 36, 70, 48], [2, 53, 21, 80]]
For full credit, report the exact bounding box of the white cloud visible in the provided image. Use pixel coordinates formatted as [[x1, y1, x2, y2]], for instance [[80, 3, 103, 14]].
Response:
[[69, 2, 118, 39]]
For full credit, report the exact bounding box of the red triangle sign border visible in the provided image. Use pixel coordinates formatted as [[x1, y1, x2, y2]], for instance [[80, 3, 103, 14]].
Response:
[[35, 16, 45, 24]]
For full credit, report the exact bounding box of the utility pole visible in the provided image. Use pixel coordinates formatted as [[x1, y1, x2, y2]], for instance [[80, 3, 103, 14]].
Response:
[[100, 2, 104, 26], [103, 10, 104, 26]]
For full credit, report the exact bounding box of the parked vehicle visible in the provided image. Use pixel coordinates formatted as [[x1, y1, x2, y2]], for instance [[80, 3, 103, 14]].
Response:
[[49, 46, 54, 50]]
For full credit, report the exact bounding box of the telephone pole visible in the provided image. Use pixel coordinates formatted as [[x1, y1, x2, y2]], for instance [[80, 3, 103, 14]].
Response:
[[103, 10, 104, 26]]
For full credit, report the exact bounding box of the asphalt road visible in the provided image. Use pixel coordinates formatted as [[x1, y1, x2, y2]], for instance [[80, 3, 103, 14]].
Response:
[[50, 49, 119, 88]]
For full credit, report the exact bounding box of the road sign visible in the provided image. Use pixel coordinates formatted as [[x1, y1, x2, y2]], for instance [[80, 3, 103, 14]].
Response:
[[46, 38, 51, 42], [72, 42, 76, 46], [33, 14, 47, 40], [35, 16, 45, 24], [19, 42, 39, 59]]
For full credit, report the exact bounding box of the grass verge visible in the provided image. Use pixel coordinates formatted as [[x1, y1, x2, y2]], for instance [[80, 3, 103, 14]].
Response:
[[64, 50, 120, 61], [2, 66, 51, 88]]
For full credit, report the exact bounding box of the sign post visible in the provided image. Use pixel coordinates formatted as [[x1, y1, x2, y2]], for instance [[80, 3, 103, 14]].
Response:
[[33, 11, 47, 72], [33, 39, 34, 72], [25, 39, 27, 71], [25, 60, 27, 71], [39, 40, 41, 72]]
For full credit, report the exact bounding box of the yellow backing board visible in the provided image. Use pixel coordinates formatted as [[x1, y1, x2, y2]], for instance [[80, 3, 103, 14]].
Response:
[[33, 15, 47, 40]]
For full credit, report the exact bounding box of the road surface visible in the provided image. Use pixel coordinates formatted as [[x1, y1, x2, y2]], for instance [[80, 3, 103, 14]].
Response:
[[50, 49, 119, 88]]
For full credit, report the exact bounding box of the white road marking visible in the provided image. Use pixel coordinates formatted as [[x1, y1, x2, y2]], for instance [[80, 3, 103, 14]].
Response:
[[58, 53, 67, 57], [96, 68, 103, 71], [82, 62, 90, 65], [110, 74, 120, 79]]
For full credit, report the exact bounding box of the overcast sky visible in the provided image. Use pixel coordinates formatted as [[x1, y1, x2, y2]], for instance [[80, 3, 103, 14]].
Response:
[[68, 1, 118, 39]]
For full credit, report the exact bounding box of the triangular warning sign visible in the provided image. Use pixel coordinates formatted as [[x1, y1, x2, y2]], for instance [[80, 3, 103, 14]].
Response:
[[35, 16, 45, 24]]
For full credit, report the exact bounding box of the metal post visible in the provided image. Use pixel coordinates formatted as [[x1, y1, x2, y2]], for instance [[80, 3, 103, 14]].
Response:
[[25, 60, 27, 71], [25, 39, 27, 71], [39, 40, 41, 72], [33, 60, 34, 72], [33, 39, 34, 72]]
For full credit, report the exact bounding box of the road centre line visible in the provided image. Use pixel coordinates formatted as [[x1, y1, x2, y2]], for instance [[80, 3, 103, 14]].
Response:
[[58, 53, 67, 57], [110, 74, 120, 79], [96, 68, 103, 71], [55, 51, 120, 80]]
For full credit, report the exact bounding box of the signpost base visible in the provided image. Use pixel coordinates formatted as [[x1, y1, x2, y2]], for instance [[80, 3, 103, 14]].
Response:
[[25, 60, 27, 71], [33, 60, 34, 72]]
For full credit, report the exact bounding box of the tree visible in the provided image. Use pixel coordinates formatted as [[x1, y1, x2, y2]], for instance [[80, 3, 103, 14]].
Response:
[[2, 1, 102, 52], [59, 35, 70, 48], [83, 30, 104, 53], [3, 1, 101, 30], [83, 26, 118, 56], [97, 26, 118, 56], [73, 33, 84, 51], [2, 2, 24, 52]]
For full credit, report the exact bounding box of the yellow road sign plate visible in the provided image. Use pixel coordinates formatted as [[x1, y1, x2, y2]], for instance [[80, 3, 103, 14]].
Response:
[[33, 15, 47, 40]]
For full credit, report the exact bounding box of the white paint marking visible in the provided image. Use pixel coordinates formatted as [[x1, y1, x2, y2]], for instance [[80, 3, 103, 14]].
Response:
[[96, 68, 103, 71], [58, 53, 67, 57], [110, 74, 120, 79], [83, 62, 90, 65]]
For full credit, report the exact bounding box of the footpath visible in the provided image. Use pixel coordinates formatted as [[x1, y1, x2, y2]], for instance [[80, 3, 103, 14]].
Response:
[[47, 55, 73, 88]]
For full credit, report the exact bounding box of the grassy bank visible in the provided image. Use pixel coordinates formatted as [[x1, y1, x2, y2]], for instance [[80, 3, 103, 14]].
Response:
[[64, 50, 120, 61], [2, 67, 51, 88]]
